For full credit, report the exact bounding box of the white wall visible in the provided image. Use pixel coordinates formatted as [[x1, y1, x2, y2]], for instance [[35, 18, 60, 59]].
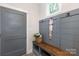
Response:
[[39, 3, 79, 20], [0, 3, 40, 54]]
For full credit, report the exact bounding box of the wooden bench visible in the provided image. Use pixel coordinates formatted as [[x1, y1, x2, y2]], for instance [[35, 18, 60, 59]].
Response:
[[33, 41, 72, 56]]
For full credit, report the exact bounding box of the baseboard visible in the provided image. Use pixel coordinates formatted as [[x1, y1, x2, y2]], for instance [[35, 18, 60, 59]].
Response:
[[26, 49, 32, 54]]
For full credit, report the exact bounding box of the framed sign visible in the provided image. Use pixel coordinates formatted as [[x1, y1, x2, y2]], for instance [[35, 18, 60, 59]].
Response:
[[47, 3, 61, 16], [49, 3, 59, 14]]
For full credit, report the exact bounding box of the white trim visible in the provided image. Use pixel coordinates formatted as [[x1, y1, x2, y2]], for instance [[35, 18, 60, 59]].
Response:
[[0, 4, 28, 13], [26, 49, 32, 54]]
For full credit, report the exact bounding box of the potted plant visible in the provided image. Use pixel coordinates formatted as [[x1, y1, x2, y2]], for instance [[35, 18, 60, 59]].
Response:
[[34, 33, 43, 43]]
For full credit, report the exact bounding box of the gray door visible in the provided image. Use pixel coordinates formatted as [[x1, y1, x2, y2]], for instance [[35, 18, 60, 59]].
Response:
[[39, 19, 49, 43], [60, 17, 74, 50], [53, 19, 61, 47], [1, 7, 26, 56], [60, 15, 79, 55]]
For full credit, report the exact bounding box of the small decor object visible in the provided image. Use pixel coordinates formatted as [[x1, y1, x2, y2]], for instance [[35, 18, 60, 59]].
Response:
[[47, 3, 61, 16], [49, 3, 59, 14], [34, 33, 43, 43]]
